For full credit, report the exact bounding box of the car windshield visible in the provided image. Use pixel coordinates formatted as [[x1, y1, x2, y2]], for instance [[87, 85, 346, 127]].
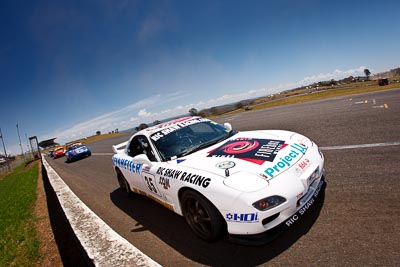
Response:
[[151, 119, 233, 161], [69, 144, 84, 150]]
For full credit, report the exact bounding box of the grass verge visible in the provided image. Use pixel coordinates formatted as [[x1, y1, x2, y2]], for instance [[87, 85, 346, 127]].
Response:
[[225, 83, 399, 116], [0, 160, 40, 266]]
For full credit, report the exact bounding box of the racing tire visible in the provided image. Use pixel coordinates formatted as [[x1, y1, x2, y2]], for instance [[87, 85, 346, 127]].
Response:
[[181, 190, 226, 242], [117, 171, 134, 197]]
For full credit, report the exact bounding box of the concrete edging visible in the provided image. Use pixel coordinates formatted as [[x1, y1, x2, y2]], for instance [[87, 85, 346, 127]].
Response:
[[42, 156, 161, 267]]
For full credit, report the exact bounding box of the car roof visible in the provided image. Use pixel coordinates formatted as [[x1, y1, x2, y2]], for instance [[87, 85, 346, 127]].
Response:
[[68, 142, 83, 147], [137, 116, 209, 137]]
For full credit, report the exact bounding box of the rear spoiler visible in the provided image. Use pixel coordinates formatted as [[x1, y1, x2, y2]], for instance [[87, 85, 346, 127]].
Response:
[[112, 141, 128, 154]]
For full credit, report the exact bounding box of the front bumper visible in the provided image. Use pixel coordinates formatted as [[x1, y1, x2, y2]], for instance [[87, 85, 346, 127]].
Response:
[[67, 151, 91, 161], [228, 176, 326, 246]]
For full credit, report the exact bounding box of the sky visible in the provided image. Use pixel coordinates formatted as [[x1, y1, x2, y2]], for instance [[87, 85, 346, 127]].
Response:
[[1, 0, 399, 156]]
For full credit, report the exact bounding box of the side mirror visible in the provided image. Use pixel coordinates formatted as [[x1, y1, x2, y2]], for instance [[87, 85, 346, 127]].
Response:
[[133, 154, 151, 165], [224, 122, 233, 132]]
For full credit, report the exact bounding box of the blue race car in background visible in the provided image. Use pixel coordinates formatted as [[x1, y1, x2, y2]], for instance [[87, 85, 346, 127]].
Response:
[[65, 142, 91, 162]]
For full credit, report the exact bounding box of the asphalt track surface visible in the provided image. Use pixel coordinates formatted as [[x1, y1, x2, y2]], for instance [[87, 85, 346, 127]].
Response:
[[46, 88, 400, 266]]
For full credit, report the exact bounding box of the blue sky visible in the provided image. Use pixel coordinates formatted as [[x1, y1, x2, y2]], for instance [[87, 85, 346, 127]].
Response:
[[1, 0, 399, 155]]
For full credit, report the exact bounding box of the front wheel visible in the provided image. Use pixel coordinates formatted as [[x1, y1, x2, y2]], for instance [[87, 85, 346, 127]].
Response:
[[181, 190, 226, 242]]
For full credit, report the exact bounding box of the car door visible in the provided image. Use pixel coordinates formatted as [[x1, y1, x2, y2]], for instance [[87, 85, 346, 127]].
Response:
[[127, 135, 164, 198]]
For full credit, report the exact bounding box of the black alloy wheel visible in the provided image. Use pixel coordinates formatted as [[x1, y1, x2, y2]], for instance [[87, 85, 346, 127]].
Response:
[[181, 190, 225, 242]]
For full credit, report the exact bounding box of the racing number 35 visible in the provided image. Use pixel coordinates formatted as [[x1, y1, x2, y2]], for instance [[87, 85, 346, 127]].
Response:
[[143, 173, 160, 196]]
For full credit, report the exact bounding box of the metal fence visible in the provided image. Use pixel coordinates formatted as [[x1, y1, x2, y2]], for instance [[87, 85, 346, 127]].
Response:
[[0, 152, 35, 176]]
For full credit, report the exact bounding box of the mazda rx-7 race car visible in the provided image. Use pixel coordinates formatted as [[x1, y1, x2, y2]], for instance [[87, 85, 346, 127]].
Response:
[[65, 142, 91, 162], [53, 147, 66, 159], [112, 116, 325, 244]]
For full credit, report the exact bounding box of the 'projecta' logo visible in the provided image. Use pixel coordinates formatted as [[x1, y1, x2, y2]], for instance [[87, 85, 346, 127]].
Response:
[[264, 143, 307, 178]]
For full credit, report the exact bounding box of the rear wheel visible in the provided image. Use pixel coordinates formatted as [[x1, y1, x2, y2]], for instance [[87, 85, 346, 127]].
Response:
[[117, 171, 133, 197], [181, 190, 226, 242]]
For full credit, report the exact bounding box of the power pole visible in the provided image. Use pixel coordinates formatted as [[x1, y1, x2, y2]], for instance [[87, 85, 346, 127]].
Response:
[[16, 124, 24, 159], [25, 133, 30, 156], [0, 128, 11, 172]]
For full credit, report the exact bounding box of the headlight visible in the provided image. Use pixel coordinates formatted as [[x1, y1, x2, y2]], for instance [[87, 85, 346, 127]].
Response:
[[252, 195, 286, 211]]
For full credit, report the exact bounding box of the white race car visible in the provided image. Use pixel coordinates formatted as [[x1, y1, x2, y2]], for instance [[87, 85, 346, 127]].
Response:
[[112, 116, 325, 244]]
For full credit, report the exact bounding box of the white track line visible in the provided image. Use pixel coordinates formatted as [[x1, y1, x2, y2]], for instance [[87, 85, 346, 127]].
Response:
[[94, 141, 400, 155], [321, 141, 400, 151], [42, 156, 161, 267]]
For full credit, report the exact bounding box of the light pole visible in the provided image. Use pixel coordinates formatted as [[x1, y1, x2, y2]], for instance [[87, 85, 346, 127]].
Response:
[[0, 128, 11, 172], [25, 133, 30, 156], [16, 124, 24, 159]]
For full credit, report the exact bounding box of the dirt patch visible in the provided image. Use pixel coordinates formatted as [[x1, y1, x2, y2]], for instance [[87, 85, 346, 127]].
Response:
[[23, 159, 39, 171]]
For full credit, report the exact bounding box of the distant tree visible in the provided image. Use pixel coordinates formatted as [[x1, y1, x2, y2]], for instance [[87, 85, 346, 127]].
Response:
[[198, 111, 207, 118], [136, 123, 148, 131], [364, 69, 371, 80], [189, 108, 198, 116], [235, 102, 244, 109], [153, 120, 161, 125], [115, 128, 119, 133], [96, 131, 101, 135]]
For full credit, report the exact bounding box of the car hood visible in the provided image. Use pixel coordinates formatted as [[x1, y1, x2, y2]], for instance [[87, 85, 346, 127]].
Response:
[[170, 130, 311, 191]]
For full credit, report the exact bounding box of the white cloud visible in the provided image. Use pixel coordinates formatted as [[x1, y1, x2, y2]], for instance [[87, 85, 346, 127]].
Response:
[[138, 109, 152, 117], [298, 66, 367, 85], [42, 92, 187, 144], [40, 66, 369, 146]]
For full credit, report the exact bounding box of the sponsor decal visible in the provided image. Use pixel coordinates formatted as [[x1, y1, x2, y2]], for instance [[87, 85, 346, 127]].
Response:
[[208, 138, 287, 165], [296, 192, 304, 200], [264, 143, 307, 178], [156, 167, 211, 188], [285, 179, 324, 227], [150, 117, 209, 141], [216, 161, 236, 169], [112, 156, 142, 174], [297, 158, 310, 171], [143, 172, 161, 196], [142, 165, 151, 172], [159, 176, 170, 190], [216, 161, 236, 177], [226, 212, 259, 223]]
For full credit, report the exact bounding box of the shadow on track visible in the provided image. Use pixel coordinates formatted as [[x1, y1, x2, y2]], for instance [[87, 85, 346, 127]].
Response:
[[110, 184, 326, 267]]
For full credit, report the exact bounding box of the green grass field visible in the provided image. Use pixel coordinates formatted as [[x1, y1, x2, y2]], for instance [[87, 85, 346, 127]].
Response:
[[0, 160, 40, 266]]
